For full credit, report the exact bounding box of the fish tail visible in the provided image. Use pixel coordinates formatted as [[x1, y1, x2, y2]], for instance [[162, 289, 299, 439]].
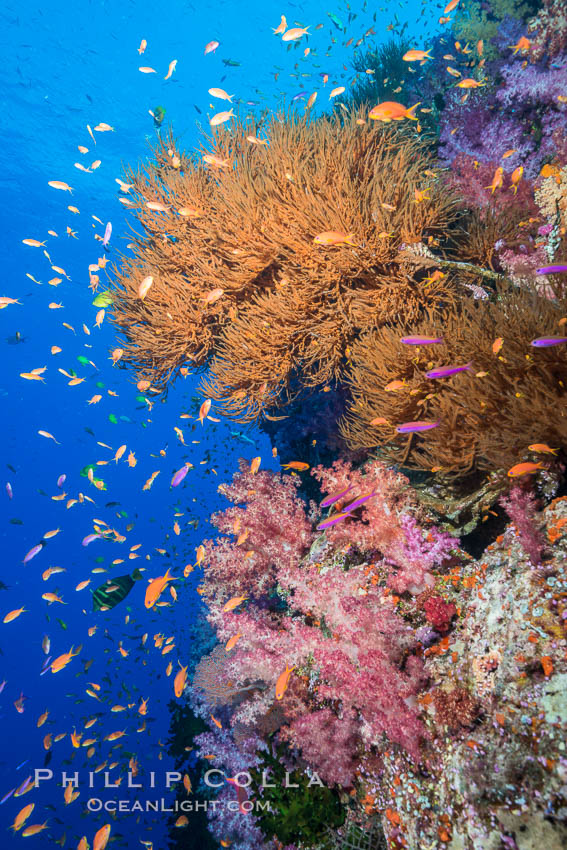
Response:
[[406, 102, 421, 120]]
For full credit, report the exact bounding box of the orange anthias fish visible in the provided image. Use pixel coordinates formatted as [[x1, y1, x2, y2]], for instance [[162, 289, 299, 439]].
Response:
[[313, 231, 356, 246], [281, 461, 310, 471], [282, 26, 310, 42], [198, 398, 212, 423], [273, 15, 287, 34], [507, 461, 545, 478], [3, 607, 26, 623], [174, 664, 188, 697], [21, 823, 49, 837], [510, 166, 523, 194], [48, 180, 74, 193], [403, 49, 432, 62], [93, 824, 111, 850], [51, 646, 80, 673], [487, 167, 504, 193], [225, 632, 242, 652], [275, 663, 295, 700], [456, 78, 485, 88], [510, 36, 531, 54], [210, 109, 234, 127], [145, 569, 175, 608], [202, 154, 230, 168], [528, 443, 558, 455], [11, 803, 34, 832], [368, 101, 420, 122], [222, 595, 248, 613]]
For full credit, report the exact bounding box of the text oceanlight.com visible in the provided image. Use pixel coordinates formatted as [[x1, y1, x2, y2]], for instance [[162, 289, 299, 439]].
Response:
[[87, 798, 272, 813]]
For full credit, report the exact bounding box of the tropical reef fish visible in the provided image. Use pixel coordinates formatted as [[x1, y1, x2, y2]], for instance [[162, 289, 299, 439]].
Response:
[[401, 336, 443, 345], [272, 15, 287, 35], [403, 49, 432, 61], [275, 664, 295, 699], [425, 363, 472, 379], [222, 595, 247, 613], [316, 511, 349, 530], [508, 461, 545, 477], [208, 88, 233, 101], [536, 265, 567, 275], [342, 491, 377, 514], [396, 421, 440, 433], [145, 569, 175, 608], [92, 570, 143, 612], [282, 27, 310, 42], [368, 101, 420, 122], [313, 231, 355, 246], [171, 462, 192, 487]]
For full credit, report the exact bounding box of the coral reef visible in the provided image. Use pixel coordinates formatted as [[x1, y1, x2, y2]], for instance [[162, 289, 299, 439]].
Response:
[[160, 4, 567, 848]]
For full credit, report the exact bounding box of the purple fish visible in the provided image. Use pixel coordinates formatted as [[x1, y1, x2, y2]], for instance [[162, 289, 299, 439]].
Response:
[[530, 336, 567, 347], [342, 491, 377, 514], [102, 221, 112, 247], [14, 776, 32, 797], [396, 420, 440, 433], [82, 533, 100, 546], [40, 657, 52, 676], [57, 473, 66, 488], [0, 787, 15, 805], [536, 265, 567, 275], [400, 336, 443, 345], [316, 511, 349, 531], [6, 482, 12, 500], [320, 484, 354, 508], [291, 91, 308, 102], [426, 362, 472, 379], [0, 680, 6, 695], [23, 543, 43, 564], [171, 463, 190, 488]]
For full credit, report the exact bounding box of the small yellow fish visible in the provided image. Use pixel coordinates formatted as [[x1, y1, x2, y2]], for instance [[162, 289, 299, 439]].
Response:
[[48, 180, 74, 192]]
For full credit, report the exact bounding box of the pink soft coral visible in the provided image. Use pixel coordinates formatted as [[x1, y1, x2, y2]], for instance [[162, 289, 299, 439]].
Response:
[[312, 460, 455, 594], [201, 459, 314, 602]]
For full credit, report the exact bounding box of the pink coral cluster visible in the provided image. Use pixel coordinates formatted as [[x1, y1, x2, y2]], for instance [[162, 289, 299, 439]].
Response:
[[443, 154, 537, 212], [423, 596, 457, 633], [200, 460, 314, 605], [499, 484, 546, 565], [313, 460, 456, 594], [188, 461, 463, 798]]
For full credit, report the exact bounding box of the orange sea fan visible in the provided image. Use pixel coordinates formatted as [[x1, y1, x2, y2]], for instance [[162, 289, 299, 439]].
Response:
[[111, 115, 458, 409], [192, 644, 239, 707], [340, 283, 567, 476]]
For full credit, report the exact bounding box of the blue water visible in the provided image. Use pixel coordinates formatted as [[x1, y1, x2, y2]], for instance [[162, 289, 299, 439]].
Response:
[[0, 0, 436, 846]]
